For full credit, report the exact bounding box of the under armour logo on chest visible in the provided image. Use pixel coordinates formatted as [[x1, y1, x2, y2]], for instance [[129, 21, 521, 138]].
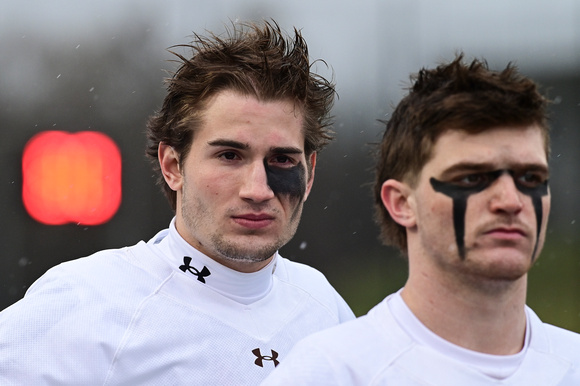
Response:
[[252, 348, 279, 368], [179, 256, 211, 283]]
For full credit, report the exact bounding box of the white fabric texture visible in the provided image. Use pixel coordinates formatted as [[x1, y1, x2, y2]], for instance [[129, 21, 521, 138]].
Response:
[[387, 290, 530, 380], [262, 292, 580, 386], [0, 220, 354, 385]]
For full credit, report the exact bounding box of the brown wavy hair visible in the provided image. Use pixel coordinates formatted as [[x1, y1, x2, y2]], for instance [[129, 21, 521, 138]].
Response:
[[373, 54, 550, 253], [146, 20, 336, 210]]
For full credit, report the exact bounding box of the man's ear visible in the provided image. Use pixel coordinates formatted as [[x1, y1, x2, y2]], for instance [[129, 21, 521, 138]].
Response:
[[380, 179, 416, 228], [158, 142, 182, 191], [303, 152, 317, 201]]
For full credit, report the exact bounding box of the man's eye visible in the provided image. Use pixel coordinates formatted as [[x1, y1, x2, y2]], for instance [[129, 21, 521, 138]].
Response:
[[517, 172, 546, 188], [454, 173, 488, 187], [218, 151, 238, 161], [271, 155, 294, 165]]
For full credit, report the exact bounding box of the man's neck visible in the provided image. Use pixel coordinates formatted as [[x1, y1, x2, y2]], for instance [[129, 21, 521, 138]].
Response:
[[401, 258, 528, 355], [154, 219, 277, 305]]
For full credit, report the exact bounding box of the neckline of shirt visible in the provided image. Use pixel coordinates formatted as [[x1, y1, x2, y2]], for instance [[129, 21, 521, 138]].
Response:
[[388, 289, 530, 380], [152, 218, 277, 305]]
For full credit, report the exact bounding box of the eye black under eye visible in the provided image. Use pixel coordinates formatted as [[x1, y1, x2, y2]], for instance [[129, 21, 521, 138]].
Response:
[[515, 172, 547, 188], [269, 155, 296, 166], [455, 173, 490, 187], [446, 170, 506, 192]]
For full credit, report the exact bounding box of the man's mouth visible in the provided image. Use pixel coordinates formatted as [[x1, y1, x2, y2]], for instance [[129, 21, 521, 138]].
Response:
[[232, 213, 275, 229], [484, 226, 527, 240]]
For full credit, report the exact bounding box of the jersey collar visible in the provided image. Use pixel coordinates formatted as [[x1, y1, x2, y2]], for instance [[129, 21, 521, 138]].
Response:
[[152, 218, 277, 305]]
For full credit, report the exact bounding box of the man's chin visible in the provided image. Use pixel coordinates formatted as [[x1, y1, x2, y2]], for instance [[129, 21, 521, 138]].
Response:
[[464, 259, 531, 284], [212, 237, 280, 263]]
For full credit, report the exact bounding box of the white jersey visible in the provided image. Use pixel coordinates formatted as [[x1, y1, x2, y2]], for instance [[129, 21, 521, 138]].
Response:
[[0, 220, 354, 385], [263, 291, 580, 385]]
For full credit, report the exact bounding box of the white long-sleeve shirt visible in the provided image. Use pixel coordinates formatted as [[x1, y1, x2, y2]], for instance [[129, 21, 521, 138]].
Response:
[[0, 220, 354, 385], [263, 291, 580, 385]]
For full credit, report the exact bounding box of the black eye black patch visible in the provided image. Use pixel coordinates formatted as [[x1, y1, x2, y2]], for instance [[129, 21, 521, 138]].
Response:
[[430, 170, 548, 260], [263, 160, 306, 203]]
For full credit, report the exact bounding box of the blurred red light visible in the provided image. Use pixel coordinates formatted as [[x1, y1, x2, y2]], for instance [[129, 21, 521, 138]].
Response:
[[22, 131, 122, 225]]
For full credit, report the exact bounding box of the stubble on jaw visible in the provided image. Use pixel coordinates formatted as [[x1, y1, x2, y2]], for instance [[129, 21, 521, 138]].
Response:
[[181, 189, 306, 266], [426, 238, 536, 295]]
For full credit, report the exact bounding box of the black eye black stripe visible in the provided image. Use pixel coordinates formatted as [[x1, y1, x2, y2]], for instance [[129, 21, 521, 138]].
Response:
[[430, 170, 548, 260], [263, 159, 306, 202]]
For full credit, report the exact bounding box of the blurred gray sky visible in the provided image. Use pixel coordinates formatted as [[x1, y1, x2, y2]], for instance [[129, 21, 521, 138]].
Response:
[[2, 0, 579, 124]]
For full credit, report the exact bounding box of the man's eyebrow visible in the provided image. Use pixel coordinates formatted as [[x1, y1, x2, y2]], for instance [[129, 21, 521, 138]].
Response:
[[440, 162, 496, 177], [207, 139, 303, 155], [207, 139, 249, 149], [270, 146, 303, 155], [439, 162, 549, 178]]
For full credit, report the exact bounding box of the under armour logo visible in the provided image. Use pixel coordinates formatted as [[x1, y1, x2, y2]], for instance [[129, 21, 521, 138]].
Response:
[[179, 256, 211, 283], [252, 348, 279, 367]]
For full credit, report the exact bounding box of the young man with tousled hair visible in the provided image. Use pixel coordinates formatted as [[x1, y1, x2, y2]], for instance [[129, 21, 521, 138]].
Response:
[[263, 54, 580, 385], [0, 20, 353, 385]]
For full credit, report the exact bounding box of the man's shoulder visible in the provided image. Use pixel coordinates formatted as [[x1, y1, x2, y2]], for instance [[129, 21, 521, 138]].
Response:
[[262, 299, 412, 385], [542, 322, 580, 340], [541, 322, 580, 357], [25, 239, 169, 302], [0, 239, 173, 384], [275, 256, 329, 283], [274, 256, 355, 321], [295, 298, 410, 357], [274, 257, 340, 298], [527, 307, 580, 365]]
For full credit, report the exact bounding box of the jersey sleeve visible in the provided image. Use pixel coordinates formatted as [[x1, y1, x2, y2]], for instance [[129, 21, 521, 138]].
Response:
[[332, 287, 355, 322], [0, 265, 113, 384]]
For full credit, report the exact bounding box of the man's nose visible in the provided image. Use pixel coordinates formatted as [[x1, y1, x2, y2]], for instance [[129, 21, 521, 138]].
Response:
[[239, 161, 275, 203], [488, 172, 524, 214]]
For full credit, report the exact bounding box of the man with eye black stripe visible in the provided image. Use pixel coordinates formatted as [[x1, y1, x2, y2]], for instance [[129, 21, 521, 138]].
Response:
[[0, 21, 354, 385], [264, 54, 580, 385]]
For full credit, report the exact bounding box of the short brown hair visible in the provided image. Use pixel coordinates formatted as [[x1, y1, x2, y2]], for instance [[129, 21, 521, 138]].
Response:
[[373, 54, 550, 252], [146, 20, 336, 210]]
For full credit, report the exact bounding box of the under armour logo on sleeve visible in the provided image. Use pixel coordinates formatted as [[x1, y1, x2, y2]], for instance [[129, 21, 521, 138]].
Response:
[[179, 256, 211, 283], [252, 348, 279, 367]]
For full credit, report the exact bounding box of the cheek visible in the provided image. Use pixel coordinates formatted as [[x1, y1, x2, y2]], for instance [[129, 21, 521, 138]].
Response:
[[423, 190, 452, 218], [186, 171, 230, 199], [416, 197, 459, 253], [543, 195, 551, 220], [536, 195, 550, 235], [462, 195, 489, 233], [417, 194, 452, 230]]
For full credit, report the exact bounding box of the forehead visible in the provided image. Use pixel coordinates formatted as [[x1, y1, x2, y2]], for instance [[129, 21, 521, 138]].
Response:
[[196, 90, 306, 149], [427, 125, 548, 173]]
